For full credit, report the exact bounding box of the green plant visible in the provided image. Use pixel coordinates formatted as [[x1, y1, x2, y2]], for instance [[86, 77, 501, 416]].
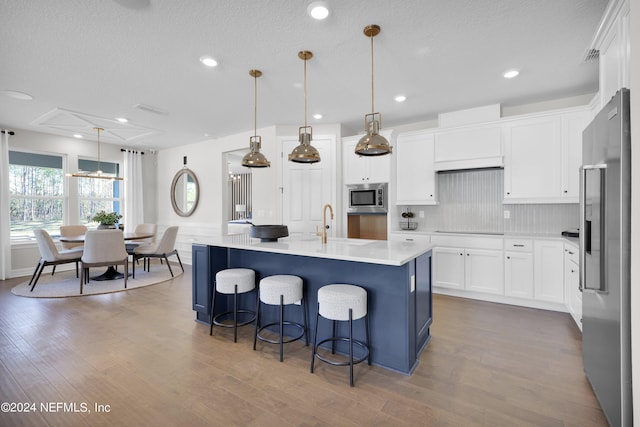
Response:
[[91, 211, 122, 225]]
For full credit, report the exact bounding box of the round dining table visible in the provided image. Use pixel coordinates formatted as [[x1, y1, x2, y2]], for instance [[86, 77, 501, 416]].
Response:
[[59, 231, 154, 281]]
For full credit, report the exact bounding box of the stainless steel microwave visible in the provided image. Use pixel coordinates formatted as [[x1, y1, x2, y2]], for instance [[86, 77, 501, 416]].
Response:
[[347, 183, 388, 214]]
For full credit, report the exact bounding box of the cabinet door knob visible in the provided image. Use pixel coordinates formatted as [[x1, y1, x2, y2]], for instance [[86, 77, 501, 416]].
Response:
[[506, 256, 511, 259], [506, 192, 510, 195]]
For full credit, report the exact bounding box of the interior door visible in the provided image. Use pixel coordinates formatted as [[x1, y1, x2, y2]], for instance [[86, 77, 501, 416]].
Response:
[[281, 137, 334, 235]]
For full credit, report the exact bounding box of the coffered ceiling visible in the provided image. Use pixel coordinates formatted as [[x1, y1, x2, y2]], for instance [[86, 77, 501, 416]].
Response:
[[0, 0, 607, 149]]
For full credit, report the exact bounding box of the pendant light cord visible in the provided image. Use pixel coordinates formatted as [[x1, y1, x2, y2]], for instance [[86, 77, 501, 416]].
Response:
[[304, 57, 308, 128], [95, 127, 102, 173], [253, 73, 257, 137], [370, 33, 375, 114]]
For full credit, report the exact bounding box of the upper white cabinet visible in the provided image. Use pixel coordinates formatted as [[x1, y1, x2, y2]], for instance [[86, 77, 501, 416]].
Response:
[[343, 135, 391, 184], [503, 109, 589, 203], [561, 111, 590, 200], [433, 124, 503, 171], [395, 131, 437, 205], [504, 115, 562, 202], [589, 0, 630, 107]]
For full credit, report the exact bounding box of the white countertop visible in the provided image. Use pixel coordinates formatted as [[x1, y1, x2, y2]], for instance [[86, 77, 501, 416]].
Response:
[[196, 234, 433, 266]]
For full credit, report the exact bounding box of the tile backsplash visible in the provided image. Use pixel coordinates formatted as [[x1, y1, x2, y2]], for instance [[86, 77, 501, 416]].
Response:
[[396, 168, 579, 235]]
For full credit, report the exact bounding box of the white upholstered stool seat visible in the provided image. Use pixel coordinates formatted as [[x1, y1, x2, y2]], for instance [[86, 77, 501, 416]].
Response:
[[209, 268, 257, 342], [216, 268, 256, 294], [311, 284, 370, 387], [253, 275, 308, 362]]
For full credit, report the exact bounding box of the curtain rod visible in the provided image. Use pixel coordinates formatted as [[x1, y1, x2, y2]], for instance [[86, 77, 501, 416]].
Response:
[[120, 148, 145, 155], [1, 130, 15, 135]]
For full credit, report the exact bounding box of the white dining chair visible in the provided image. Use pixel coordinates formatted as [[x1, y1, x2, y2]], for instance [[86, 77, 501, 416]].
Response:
[[28, 229, 84, 292], [59, 224, 88, 250], [80, 230, 129, 294], [132, 226, 183, 278]]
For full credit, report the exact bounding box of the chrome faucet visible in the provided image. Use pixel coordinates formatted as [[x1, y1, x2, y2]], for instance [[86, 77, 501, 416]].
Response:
[[317, 203, 334, 244]]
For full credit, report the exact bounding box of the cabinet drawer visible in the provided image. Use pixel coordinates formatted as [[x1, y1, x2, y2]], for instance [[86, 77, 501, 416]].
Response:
[[564, 243, 579, 264], [504, 239, 532, 252]]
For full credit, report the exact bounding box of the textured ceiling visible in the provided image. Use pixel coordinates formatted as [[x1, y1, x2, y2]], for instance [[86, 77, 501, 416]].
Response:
[[0, 0, 607, 149]]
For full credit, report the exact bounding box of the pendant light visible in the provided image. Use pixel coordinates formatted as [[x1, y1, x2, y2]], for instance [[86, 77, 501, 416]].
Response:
[[288, 50, 321, 164], [70, 127, 123, 180], [242, 69, 271, 167], [355, 24, 392, 156]]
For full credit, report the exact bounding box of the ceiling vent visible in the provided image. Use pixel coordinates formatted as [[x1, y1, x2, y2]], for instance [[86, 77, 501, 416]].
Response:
[[133, 103, 168, 115], [583, 48, 600, 63]]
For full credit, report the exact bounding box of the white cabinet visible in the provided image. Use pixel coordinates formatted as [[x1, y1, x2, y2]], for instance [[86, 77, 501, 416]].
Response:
[[503, 109, 589, 203], [561, 111, 590, 201], [432, 235, 503, 295], [464, 249, 504, 295], [534, 240, 565, 304], [433, 247, 465, 290], [504, 238, 534, 299], [564, 242, 582, 330], [592, 0, 630, 107], [504, 115, 562, 202], [395, 131, 437, 205], [433, 124, 503, 171], [343, 135, 391, 184]]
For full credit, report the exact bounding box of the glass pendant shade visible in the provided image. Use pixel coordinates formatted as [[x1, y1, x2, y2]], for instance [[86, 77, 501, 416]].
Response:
[[289, 126, 320, 163], [243, 69, 270, 168], [355, 24, 392, 156], [242, 136, 270, 167], [288, 50, 321, 163]]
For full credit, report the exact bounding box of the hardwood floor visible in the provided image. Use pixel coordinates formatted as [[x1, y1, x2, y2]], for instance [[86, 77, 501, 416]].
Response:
[[0, 265, 606, 426]]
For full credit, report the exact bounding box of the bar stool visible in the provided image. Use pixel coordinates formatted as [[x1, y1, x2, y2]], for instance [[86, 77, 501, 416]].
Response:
[[209, 268, 256, 342], [253, 275, 308, 362], [311, 284, 370, 387]]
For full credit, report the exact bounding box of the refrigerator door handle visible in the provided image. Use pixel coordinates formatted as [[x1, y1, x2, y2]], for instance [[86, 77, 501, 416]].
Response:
[[580, 164, 607, 293]]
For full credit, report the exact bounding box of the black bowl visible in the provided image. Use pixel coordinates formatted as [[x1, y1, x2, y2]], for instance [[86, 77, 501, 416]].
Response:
[[250, 225, 289, 242]]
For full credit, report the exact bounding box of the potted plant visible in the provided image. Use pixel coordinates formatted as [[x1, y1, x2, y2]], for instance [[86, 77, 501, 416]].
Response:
[[92, 211, 123, 229]]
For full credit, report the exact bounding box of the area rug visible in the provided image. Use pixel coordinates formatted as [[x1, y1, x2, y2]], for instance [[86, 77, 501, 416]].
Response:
[[11, 266, 183, 298]]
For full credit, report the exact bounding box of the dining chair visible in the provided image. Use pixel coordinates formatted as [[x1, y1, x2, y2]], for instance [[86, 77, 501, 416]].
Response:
[[59, 225, 88, 250], [28, 229, 83, 292], [125, 224, 158, 266], [80, 229, 129, 294], [132, 226, 183, 278]]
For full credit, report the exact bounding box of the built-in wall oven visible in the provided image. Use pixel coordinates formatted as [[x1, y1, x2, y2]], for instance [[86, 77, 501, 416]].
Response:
[[347, 183, 388, 240]]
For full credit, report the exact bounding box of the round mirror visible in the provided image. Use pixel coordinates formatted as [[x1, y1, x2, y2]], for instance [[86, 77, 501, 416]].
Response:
[[170, 168, 200, 217]]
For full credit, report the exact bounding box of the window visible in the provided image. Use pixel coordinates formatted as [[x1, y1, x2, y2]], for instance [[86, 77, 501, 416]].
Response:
[[9, 151, 64, 240], [77, 159, 121, 226]]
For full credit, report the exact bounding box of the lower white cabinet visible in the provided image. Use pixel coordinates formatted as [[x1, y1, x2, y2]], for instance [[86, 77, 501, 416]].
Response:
[[564, 242, 581, 329], [432, 237, 503, 295], [465, 249, 504, 295], [504, 238, 534, 299], [534, 240, 565, 304], [433, 247, 465, 290], [432, 234, 571, 312]]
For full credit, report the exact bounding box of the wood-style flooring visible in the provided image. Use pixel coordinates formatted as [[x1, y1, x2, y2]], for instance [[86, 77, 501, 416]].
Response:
[[0, 264, 607, 426]]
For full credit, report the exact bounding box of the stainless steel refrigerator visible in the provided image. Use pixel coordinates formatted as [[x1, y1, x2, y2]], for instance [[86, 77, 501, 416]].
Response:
[[580, 88, 632, 427]]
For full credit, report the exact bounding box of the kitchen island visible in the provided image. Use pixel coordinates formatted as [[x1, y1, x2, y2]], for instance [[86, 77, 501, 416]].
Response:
[[192, 234, 433, 374]]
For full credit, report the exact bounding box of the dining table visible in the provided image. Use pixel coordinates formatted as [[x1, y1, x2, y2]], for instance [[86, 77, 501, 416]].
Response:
[[59, 231, 154, 281]]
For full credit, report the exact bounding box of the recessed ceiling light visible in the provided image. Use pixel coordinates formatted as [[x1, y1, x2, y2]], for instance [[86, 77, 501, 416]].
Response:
[[394, 95, 407, 102], [307, 1, 330, 20], [313, 113, 323, 119], [116, 117, 128, 123], [200, 55, 219, 67], [503, 70, 519, 79], [73, 134, 83, 138], [0, 90, 33, 100]]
